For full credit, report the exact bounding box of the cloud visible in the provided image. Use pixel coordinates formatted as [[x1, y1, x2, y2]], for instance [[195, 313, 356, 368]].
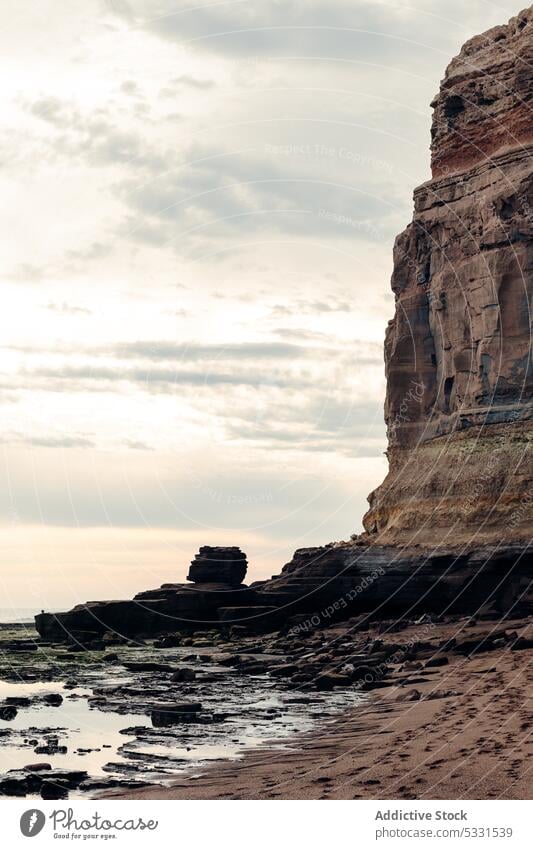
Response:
[[223, 394, 385, 455], [119, 142, 400, 246], [124, 439, 153, 451], [6, 337, 343, 362], [26, 96, 166, 171], [110, 339, 313, 360], [22, 363, 318, 392], [2, 433, 95, 449], [120, 79, 141, 96], [163, 75, 215, 91], [11, 263, 50, 283], [269, 297, 353, 317], [0, 442, 375, 538], [273, 327, 334, 342], [44, 301, 92, 315], [114, 0, 454, 61]]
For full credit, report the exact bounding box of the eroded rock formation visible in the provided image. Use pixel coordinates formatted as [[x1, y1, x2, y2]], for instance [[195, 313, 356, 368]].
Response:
[[363, 7, 533, 545], [188, 546, 248, 586], [35, 547, 256, 641], [34, 10, 533, 644]]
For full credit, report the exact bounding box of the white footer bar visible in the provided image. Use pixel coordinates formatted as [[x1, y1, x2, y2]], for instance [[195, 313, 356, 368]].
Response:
[[3, 799, 531, 848]]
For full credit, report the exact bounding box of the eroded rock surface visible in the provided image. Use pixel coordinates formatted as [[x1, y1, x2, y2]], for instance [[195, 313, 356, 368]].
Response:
[[33, 10, 532, 645], [363, 8, 533, 544], [35, 548, 254, 641], [187, 546, 248, 586], [430, 8, 533, 178]]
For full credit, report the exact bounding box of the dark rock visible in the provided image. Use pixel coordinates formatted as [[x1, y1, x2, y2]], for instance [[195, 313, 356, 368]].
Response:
[[187, 546, 247, 586], [0, 706, 18, 722], [40, 780, 69, 799], [511, 636, 533, 651], [24, 763, 52, 771], [238, 661, 269, 674], [218, 606, 280, 631], [41, 693, 63, 706], [0, 772, 36, 796], [453, 633, 505, 656], [170, 668, 196, 682], [4, 697, 31, 707], [269, 663, 298, 678], [123, 661, 173, 673], [424, 654, 449, 668], [396, 688, 422, 702], [34, 743, 68, 755], [154, 634, 182, 648], [151, 703, 203, 727], [314, 673, 351, 690], [0, 768, 86, 797]]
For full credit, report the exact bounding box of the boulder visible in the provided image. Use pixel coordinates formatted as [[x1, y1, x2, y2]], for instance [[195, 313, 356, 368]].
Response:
[[151, 703, 203, 727], [41, 780, 69, 799], [187, 546, 248, 586], [424, 654, 449, 668], [41, 693, 63, 706], [170, 668, 196, 682], [0, 706, 18, 722]]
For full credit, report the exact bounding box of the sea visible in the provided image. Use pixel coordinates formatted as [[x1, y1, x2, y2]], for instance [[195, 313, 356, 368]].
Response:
[[0, 608, 41, 625]]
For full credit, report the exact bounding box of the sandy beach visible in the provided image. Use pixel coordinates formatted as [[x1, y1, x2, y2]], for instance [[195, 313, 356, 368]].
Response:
[[109, 619, 532, 800]]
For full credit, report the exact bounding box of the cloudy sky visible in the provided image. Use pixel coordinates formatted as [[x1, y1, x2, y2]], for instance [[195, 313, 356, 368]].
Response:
[[0, 0, 522, 609]]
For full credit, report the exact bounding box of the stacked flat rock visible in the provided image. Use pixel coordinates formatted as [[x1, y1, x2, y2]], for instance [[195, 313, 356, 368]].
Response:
[[187, 546, 247, 586]]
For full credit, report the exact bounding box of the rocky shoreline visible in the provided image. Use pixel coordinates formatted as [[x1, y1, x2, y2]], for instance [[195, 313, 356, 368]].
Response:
[[34, 541, 532, 643], [3, 7, 531, 803], [106, 613, 532, 801], [1, 604, 531, 799]]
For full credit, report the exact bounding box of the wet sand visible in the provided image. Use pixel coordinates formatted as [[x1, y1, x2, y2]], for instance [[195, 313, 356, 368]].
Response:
[[109, 623, 532, 800]]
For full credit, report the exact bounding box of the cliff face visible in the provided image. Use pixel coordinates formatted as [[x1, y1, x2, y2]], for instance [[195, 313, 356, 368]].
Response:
[[34, 11, 533, 645], [364, 8, 533, 545]]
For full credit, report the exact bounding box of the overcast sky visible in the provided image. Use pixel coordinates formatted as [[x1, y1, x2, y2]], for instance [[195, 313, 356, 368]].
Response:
[[0, 0, 522, 609]]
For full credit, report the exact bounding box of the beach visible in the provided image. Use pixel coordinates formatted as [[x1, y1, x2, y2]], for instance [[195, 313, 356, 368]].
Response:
[[108, 618, 532, 800]]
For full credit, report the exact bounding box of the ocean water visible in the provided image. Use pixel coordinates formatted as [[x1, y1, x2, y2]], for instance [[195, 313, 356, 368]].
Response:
[[0, 608, 40, 624]]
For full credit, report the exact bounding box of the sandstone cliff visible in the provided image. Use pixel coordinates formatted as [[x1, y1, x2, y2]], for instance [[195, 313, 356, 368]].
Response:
[[34, 10, 533, 643], [363, 7, 533, 545]]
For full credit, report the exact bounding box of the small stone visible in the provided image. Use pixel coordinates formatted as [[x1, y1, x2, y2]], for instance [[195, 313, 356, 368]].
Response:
[[42, 693, 63, 706], [170, 668, 196, 682], [424, 654, 449, 668], [0, 706, 18, 722], [40, 780, 69, 800], [24, 763, 52, 772]]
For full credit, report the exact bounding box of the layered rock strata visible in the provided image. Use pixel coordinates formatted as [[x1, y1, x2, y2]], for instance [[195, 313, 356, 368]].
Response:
[[187, 546, 248, 586], [34, 10, 532, 643], [363, 7, 533, 545], [35, 547, 258, 642]]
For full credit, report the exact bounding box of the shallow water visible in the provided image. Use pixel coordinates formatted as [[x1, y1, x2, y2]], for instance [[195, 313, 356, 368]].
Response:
[[0, 675, 364, 792], [0, 680, 147, 778]]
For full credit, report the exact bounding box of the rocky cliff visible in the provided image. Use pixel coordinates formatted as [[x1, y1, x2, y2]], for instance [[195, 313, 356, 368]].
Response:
[[363, 7, 533, 545], [34, 10, 533, 644]]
